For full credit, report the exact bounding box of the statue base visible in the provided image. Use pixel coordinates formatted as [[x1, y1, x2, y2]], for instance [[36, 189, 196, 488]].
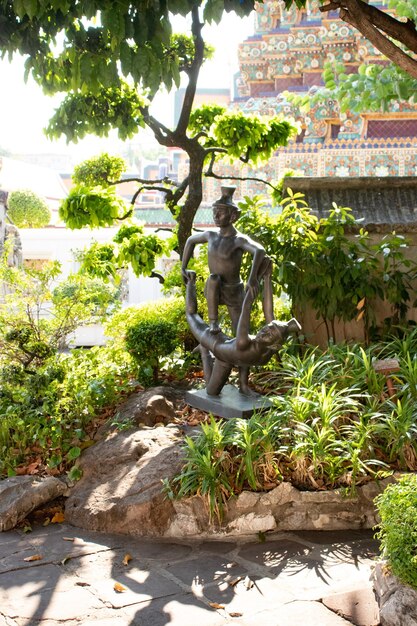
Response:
[[185, 384, 273, 419]]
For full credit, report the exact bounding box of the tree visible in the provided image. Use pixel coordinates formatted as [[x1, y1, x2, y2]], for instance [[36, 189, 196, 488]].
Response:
[[285, 1, 417, 79], [7, 189, 51, 228], [0, 0, 296, 259]]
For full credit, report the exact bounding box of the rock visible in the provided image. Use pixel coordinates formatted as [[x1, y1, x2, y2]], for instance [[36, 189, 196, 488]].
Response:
[[114, 386, 184, 428], [0, 476, 67, 532], [228, 512, 276, 534], [372, 562, 417, 626], [259, 481, 301, 507], [65, 427, 185, 537], [236, 491, 260, 509]]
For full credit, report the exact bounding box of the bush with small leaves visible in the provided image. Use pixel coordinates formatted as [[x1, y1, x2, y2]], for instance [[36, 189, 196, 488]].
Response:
[[125, 318, 177, 386], [375, 474, 417, 590], [8, 189, 51, 228]]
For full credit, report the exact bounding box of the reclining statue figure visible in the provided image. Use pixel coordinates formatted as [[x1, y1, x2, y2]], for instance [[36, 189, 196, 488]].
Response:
[[185, 269, 301, 397]]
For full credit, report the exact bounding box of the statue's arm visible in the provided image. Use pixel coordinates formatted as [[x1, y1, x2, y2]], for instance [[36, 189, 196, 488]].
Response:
[[181, 232, 210, 284], [240, 236, 267, 294], [235, 289, 254, 350]]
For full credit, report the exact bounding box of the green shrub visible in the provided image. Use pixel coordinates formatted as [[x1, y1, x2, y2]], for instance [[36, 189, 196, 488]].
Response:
[[125, 319, 177, 385], [375, 475, 417, 590], [72, 153, 126, 187], [106, 297, 193, 350], [0, 343, 136, 477], [8, 189, 51, 228]]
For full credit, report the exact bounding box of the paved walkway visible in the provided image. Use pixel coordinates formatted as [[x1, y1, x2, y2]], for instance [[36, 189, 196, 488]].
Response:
[[0, 524, 380, 626]]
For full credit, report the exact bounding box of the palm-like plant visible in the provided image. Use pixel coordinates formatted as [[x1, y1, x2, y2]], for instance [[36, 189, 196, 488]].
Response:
[[375, 397, 417, 470]]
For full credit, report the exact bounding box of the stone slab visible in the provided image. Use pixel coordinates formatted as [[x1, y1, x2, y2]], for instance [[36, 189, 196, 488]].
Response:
[[185, 385, 272, 419], [163, 555, 248, 587], [120, 592, 228, 626], [322, 586, 380, 626], [0, 563, 103, 620], [230, 599, 353, 626]]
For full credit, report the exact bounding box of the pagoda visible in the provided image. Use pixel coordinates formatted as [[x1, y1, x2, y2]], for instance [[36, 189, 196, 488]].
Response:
[[230, 0, 417, 182]]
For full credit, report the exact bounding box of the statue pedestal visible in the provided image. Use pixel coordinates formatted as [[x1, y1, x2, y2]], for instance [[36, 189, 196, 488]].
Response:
[[185, 384, 273, 419]]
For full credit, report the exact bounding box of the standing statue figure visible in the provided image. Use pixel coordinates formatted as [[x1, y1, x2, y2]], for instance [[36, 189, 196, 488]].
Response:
[[181, 186, 274, 335], [185, 270, 300, 396]]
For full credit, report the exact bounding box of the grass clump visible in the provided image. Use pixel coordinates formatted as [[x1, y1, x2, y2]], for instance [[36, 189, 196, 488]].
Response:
[[167, 338, 417, 522]]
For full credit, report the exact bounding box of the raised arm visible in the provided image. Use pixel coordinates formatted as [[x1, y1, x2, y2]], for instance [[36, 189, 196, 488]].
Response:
[[181, 231, 210, 284], [235, 288, 256, 350], [239, 235, 267, 294]]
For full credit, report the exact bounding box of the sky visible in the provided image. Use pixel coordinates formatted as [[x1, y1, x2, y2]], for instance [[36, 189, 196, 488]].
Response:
[[0, 12, 254, 164]]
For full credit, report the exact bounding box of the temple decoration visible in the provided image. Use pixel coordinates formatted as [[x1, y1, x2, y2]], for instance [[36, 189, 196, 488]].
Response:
[[232, 0, 417, 180]]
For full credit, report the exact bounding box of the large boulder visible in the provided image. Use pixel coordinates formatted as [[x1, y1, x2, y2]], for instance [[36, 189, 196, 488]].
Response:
[[65, 425, 185, 536], [98, 386, 186, 434], [0, 476, 67, 531]]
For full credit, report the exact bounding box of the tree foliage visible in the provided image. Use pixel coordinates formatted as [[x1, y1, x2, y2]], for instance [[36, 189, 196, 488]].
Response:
[[7, 189, 51, 228], [288, 60, 417, 114], [0, 0, 297, 263]]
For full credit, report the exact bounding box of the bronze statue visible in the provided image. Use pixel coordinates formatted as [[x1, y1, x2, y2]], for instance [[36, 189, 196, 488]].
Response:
[[182, 188, 300, 406], [181, 186, 274, 334], [185, 269, 300, 396]]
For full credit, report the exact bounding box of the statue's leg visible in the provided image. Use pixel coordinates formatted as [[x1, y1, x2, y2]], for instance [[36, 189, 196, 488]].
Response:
[[238, 366, 257, 397], [206, 359, 233, 396], [228, 305, 241, 335], [198, 345, 214, 384], [205, 274, 221, 333]]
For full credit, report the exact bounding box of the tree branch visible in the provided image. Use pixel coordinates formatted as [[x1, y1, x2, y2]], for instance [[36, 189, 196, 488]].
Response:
[[150, 270, 165, 284], [204, 161, 279, 193], [320, 0, 417, 78], [108, 175, 180, 187], [141, 108, 176, 147]]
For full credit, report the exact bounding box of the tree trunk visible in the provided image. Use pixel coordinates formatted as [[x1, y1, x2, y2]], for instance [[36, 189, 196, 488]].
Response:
[[176, 144, 206, 257]]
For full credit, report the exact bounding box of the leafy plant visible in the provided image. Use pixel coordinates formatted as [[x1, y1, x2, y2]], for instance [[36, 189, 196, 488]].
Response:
[[73, 153, 126, 186], [59, 185, 129, 229], [375, 474, 417, 590], [7, 189, 51, 228], [125, 319, 177, 385], [237, 191, 417, 343]]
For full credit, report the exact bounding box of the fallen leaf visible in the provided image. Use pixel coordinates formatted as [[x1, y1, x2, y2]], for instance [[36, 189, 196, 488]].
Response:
[[22, 524, 32, 534], [208, 602, 225, 610], [51, 512, 65, 524], [114, 582, 127, 593], [43, 518, 50, 527], [62, 537, 75, 542], [61, 555, 71, 565], [123, 553, 132, 566], [24, 554, 43, 562], [229, 613, 243, 618], [229, 577, 242, 587], [75, 581, 90, 587]]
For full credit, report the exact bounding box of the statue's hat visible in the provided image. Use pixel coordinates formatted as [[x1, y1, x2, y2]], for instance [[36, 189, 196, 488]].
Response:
[[213, 186, 238, 210]]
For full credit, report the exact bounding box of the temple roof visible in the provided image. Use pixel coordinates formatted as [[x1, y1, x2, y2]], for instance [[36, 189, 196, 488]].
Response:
[[282, 177, 417, 231]]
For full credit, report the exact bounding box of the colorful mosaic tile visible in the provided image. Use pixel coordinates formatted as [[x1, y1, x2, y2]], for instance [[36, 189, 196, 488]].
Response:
[[233, 0, 417, 179]]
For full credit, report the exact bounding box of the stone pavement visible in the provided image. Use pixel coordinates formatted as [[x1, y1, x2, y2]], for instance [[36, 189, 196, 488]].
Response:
[[0, 524, 380, 626]]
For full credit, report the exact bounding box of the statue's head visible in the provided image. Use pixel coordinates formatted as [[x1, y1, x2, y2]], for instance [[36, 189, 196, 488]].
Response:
[[212, 186, 240, 226], [255, 318, 301, 348]]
